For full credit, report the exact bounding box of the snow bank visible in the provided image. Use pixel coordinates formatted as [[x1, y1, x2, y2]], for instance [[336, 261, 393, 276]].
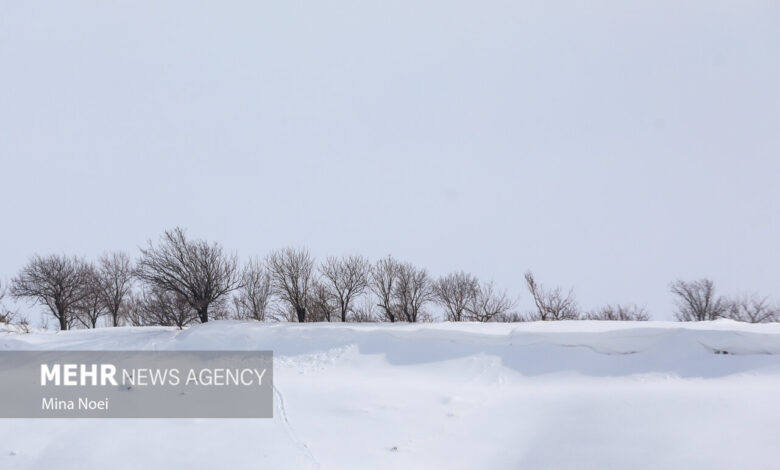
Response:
[[1, 320, 779, 469]]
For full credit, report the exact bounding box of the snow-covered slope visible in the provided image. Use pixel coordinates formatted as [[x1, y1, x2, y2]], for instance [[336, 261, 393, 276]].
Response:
[[2, 320, 779, 469]]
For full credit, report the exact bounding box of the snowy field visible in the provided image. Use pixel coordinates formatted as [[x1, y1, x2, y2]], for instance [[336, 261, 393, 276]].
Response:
[[1, 320, 780, 469]]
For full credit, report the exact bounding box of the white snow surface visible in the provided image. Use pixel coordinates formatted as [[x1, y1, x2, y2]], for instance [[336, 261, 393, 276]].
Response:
[[2, 320, 780, 469]]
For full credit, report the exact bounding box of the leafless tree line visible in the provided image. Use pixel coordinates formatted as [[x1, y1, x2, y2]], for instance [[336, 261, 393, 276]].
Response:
[[670, 278, 780, 323], [518, 273, 778, 323], [522, 271, 649, 321], [433, 271, 515, 322], [3, 228, 778, 330]]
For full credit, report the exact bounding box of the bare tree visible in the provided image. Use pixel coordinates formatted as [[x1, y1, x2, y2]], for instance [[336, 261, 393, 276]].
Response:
[[394, 262, 434, 322], [434, 271, 479, 322], [495, 312, 526, 323], [349, 295, 379, 322], [670, 279, 729, 321], [205, 295, 231, 321], [133, 287, 198, 329], [724, 294, 779, 323], [96, 251, 134, 327], [136, 227, 240, 323], [122, 292, 145, 327], [320, 255, 370, 322], [266, 247, 314, 322], [586, 304, 649, 321], [0, 280, 16, 324], [232, 258, 273, 321], [524, 271, 580, 321], [162, 291, 200, 330], [122, 292, 148, 326], [11, 254, 91, 330], [308, 280, 337, 322], [370, 256, 400, 322], [74, 265, 108, 328], [465, 281, 515, 322]]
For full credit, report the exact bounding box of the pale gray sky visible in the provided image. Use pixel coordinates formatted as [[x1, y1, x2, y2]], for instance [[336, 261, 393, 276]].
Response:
[[1, 1, 779, 322]]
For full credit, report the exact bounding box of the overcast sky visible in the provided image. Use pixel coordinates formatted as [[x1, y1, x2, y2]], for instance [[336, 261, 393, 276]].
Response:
[[1, 1, 779, 323]]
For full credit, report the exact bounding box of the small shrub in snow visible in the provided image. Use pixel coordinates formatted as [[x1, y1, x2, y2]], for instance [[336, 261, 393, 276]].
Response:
[[586, 304, 649, 321]]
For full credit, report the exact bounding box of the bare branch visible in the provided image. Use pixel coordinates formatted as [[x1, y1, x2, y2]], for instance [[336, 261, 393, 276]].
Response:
[[524, 271, 580, 321], [465, 281, 515, 322], [586, 304, 649, 321], [96, 251, 134, 327], [266, 247, 314, 322], [128, 288, 198, 329], [73, 264, 108, 328], [723, 293, 779, 323], [370, 256, 400, 322], [670, 279, 728, 321], [394, 261, 434, 323], [11, 254, 92, 330], [232, 258, 273, 321], [320, 255, 370, 322], [308, 280, 337, 322], [135, 227, 240, 323], [349, 295, 379, 322], [434, 271, 479, 322]]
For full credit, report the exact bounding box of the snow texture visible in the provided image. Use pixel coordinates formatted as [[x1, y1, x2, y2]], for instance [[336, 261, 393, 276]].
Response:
[[1, 320, 779, 469]]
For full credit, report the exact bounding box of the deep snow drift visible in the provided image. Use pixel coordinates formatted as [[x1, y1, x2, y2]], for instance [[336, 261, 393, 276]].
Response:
[[1, 320, 779, 469]]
